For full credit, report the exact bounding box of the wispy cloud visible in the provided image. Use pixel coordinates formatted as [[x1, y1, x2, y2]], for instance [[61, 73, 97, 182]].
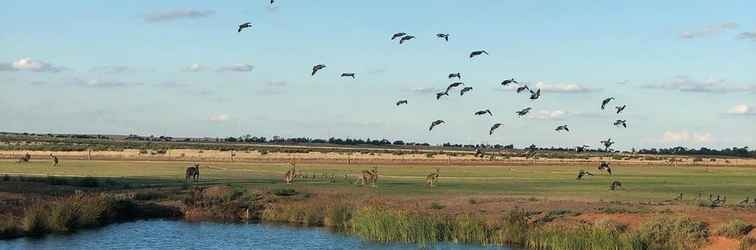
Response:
[[533, 82, 599, 93], [144, 9, 215, 23], [182, 63, 208, 72], [257, 80, 288, 95], [616, 80, 630, 85], [737, 32, 756, 42], [679, 22, 738, 39], [406, 87, 443, 95], [643, 75, 756, 93], [661, 130, 713, 144], [89, 65, 136, 74], [217, 64, 254, 72], [0, 58, 66, 73], [208, 114, 230, 122], [529, 110, 569, 121], [70, 78, 144, 88], [155, 81, 188, 88], [726, 104, 756, 116]]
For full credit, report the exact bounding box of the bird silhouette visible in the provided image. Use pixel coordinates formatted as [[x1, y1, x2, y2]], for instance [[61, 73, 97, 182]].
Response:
[[529, 89, 541, 100], [615, 105, 626, 114], [311, 64, 326, 76], [448, 73, 462, 80], [446, 82, 464, 93], [238, 22, 252, 32], [391, 32, 407, 40], [396, 100, 408, 106], [436, 33, 449, 41], [475, 109, 493, 116], [613, 120, 627, 128], [600, 138, 615, 151], [598, 162, 613, 175], [601, 97, 615, 110], [489, 123, 503, 135], [501, 79, 518, 86], [469, 50, 489, 58], [340, 73, 356, 79], [270, 0, 274, 4], [399, 35, 415, 44], [460, 86, 473, 96], [516, 107, 532, 116], [436, 91, 449, 100], [577, 170, 593, 180], [429, 120, 445, 131], [555, 125, 569, 132], [516, 85, 530, 94]]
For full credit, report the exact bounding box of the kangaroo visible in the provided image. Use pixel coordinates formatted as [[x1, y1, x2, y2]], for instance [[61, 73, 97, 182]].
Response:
[[50, 154, 59, 167], [283, 162, 297, 184], [185, 164, 200, 183], [426, 168, 440, 187]]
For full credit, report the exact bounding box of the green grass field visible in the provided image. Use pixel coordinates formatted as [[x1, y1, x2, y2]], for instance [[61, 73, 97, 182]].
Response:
[[2, 160, 755, 202]]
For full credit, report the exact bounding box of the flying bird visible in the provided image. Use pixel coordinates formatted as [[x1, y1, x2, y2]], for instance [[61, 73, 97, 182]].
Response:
[[340, 73, 356, 79], [469, 50, 489, 58], [615, 105, 627, 114], [436, 91, 449, 100], [501, 79, 518, 86], [429, 120, 445, 131], [601, 97, 615, 110], [475, 109, 493, 116], [598, 162, 613, 175], [460, 86, 473, 96], [529, 89, 541, 100], [555, 125, 569, 132], [436, 33, 449, 41], [311, 64, 326, 76], [576, 170, 593, 180], [396, 100, 408, 106], [238, 22, 252, 33], [270, 0, 274, 4], [446, 82, 464, 93], [391, 32, 407, 40], [516, 107, 532, 116], [489, 123, 503, 135], [399, 35, 415, 44], [600, 138, 615, 151], [448, 73, 462, 80], [613, 120, 627, 128], [516, 85, 530, 94]]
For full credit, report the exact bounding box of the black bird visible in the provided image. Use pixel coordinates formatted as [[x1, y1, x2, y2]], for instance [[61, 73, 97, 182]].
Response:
[[460, 86, 473, 96], [429, 120, 445, 131], [448, 73, 462, 80], [436, 33, 449, 41], [516, 85, 530, 93], [446, 82, 464, 93], [516, 107, 532, 116], [340, 73, 356, 79], [576, 145, 591, 152], [598, 162, 613, 175], [615, 105, 627, 114], [489, 123, 503, 135], [396, 100, 408, 106], [501, 78, 518, 86], [399, 35, 415, 44], [469, 50, 489, 58], [577, 170, 593, 180], [238, 22, 252, 33], [529, 88, 541, 100], [475, 109, 493, 116], [555, 125, 569, 132], [311, 64, 326, 76], [391, 32, 407, 40], [601, 97, 615, 110], [270, 0, 275, 4], [600, 138, 615, 151], [613, 120, 627, 128], [436, 91, 449, 100]]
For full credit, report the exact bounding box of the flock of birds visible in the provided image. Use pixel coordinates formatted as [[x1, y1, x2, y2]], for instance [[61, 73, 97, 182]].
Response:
[[236, 2, 631, 153]]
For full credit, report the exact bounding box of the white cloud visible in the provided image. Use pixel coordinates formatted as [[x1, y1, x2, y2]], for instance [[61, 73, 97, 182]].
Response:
[[407, 87, 442, 95], [208, 114, 230, 122], [89, 65, 135, 74], [737, 32, 756, 42], [1, 58, 65, 72], [71, 78, 143, 88], [533, 81, 598, 93], [217, 64, 254, 72], [144, 9, 215, 23], [727, 104, 756, 115], [529, 110, 569, 121], [680, 22, 738, 39], [643, 75, 756, 93], [182, 64, 208, 72], [662, 130, 713, 144]]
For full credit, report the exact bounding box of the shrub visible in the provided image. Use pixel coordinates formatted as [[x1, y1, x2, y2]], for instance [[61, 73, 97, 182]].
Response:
[[22, 204, 49, 235], [324, 203, 353, 231], [715, 219, 753, 238], [638, 216, 709, 250], [0, 216, 19, 239], [498, 209, 531, 245], [593, 218, 628, 233], [49, 202, 79, 232]]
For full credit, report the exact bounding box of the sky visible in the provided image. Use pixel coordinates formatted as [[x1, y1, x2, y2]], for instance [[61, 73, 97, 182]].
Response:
[[1, 0, 755, 150]]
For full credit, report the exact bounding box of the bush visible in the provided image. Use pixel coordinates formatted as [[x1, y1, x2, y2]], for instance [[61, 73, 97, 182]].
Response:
[[324, 203, 353, 231], [49, 202, 79, 232], [498, 209, 531, 245], [715, 219, 753, 238], [22, 204, 49, 235], [0, 216, 20, 239], [638, 216, 709, 250], [593, 218, 628, 233]]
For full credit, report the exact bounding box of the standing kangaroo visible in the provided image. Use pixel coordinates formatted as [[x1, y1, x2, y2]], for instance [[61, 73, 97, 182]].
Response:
[[426, 168, 440, 187], [50, 154, 59, 167], [359, 167, 379, 187], [283, 162, 297, 184], [185, 164, 200, 183]]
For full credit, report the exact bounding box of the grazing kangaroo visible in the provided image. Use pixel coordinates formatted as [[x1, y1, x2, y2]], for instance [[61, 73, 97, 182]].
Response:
[[609, 180, 622, 191], [426, 168, 440, 187], [16, 153, 31, 164], [283, 162, 297, 184], [50, 154, 59, 167], [358, 167, 379, 187], [598, 162, 612, 175], [185, 164, 200, 183]]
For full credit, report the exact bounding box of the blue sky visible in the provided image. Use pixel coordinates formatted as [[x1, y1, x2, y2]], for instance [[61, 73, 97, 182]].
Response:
[[1, 0, 754, 150]]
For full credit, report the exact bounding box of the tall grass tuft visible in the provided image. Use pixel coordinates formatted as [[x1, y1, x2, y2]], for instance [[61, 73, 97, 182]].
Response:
[[324, 202, 353, 231], [21, 204, 49, 236], [49, 202, 79, 232], [496, 208, 531, 245], [350, 206, 449, 245], [637, 216, 709, 250], [715, 219, 753, 238]]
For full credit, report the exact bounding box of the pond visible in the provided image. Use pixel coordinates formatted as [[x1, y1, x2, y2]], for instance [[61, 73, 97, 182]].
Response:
[[2, 220, 515, 250]]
